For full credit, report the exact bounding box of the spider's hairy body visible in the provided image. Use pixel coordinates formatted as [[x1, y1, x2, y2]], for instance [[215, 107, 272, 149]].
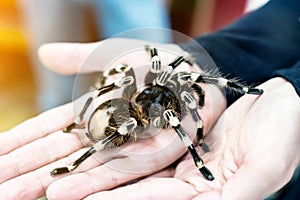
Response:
[[50, 46, 263, 181], [134, 84, 184, 128], [87, 80, 190, 147], [87, 98, 131, 146]]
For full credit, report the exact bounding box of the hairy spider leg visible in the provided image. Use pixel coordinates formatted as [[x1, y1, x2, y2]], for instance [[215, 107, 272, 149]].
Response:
[[163, 110, 214, 181], [156, 55, 188, 86], [179, 72, 263, 95], [122, 65, 137, 100], [65, 64, 138, 133], [51, 118, 138, 176], [64, 75, 135, 133], [96, 64, 133, 88], [180, 91, 209, 152], [191, 84, 205, 107], [144, 46, 161, 84], [97, 64, 137, 100], [149, 47, 161, 72]]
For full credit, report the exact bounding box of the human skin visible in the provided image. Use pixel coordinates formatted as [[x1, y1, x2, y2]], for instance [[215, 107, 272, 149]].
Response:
[[40, 41, 300, 200], [82, 77, 300, 200]]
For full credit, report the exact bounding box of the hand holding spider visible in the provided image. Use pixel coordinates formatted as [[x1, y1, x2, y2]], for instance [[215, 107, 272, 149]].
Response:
[[83, 78, 300, 200], [0, 39, 228, 199], [43, 38, 261, 181]]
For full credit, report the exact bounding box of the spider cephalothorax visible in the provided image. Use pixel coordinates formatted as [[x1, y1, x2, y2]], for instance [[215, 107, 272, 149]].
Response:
[[50, 46, 263, 181]]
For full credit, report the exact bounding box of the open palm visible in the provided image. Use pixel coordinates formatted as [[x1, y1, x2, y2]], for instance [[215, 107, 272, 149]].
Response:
[[88, 78, 300, 200]]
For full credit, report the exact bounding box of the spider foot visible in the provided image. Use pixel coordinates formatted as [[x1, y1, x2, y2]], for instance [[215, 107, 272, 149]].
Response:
[[247, 88, 264, 95], [63, 122, 86, 133], [50, 167, 71, 176], [200, 142, 210, 153], [50, 163, 77, 176], [63, 123, 77, 133], [199, 166, 214, 181]]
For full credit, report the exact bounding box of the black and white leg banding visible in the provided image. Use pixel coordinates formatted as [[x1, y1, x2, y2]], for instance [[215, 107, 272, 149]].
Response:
[[148, 46, 161, 73], [50, 132, 118, 176], [64, 76, 134, 133], [163, 110, 214, 181], [96, 64, 132, 88], [180, 91, 205, 146], [51, 118, 137, 176], [145, 46, 161, 84], [179, 72, 263, 95], [191, 84, 205, 107], [156, 55, 189, 86]]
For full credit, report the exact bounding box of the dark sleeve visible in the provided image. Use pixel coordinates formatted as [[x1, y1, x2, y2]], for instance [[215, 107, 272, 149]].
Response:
[[180, 0, 300, 104], [272, 61, 300, 96]]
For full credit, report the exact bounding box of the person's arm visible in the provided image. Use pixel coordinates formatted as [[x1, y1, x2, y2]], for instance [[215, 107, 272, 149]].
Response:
[[181, 0, 300, 104]]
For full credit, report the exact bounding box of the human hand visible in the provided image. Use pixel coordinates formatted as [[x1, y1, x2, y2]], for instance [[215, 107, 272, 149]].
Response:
[[0, 103, 195, 200], [88, 77, 300, 200], [0, 103, 81, 199], [0, 38, 227, 199], [178, 77, 300, 200]]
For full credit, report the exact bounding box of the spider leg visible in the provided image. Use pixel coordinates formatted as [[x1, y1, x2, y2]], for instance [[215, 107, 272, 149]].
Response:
[[179, 72, 263, 95], [191, 83, 205, 107], [122, 65, 137, 100], [64, 96, 93, 132], [180, 91, 209, 152], [145, 46, 192, 86], [96, 64, 132, 88], [51, 118, 137, 176], [156, 55, 188, 86], [64, 76, 134, 133], [163, 110, 214, 181], [145, 46, 161, 84], [99, 63, 137, 100]]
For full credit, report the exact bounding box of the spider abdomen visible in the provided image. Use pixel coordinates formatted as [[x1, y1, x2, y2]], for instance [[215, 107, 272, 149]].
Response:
[[86, 99, 131, 146]]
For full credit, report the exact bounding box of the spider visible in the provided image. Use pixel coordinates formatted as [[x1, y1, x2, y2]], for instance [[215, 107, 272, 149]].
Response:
[[50, 46, 263, 181]]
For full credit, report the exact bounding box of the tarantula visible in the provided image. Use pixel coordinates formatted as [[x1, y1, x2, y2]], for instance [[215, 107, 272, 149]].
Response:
[[50, 46, 263, 181]]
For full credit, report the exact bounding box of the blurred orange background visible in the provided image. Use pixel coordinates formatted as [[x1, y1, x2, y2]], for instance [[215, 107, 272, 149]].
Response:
[[0, 0, 37, 131]]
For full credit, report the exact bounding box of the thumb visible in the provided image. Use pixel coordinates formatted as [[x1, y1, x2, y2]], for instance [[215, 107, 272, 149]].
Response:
[[221, 161, 292, 200], [38, 42, 100, 75], [37, 38, 183, 75], [37, 38, 153, 75]]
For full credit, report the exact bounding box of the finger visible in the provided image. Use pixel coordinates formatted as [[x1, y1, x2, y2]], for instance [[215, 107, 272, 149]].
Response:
[[0, 130, 82, 184], [38, 42, 100, 75], [0, 171, 46, 200], [174, 158, 224, 194], [84, 178, 198, 200], [0, 103, 74, 155], [221, 161, 294, 200], [46, 160, 149, 200], [38, 39, 183, 75], [193, 191, 221, 200], [46, 145, 174, 200], [0, 146, 101, 199], [38, 39, 147, 75], [46, 131, 188, 199]]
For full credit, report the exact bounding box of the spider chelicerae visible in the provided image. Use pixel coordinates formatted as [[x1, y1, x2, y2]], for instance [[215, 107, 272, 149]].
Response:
[[50, 46, 263, 181]]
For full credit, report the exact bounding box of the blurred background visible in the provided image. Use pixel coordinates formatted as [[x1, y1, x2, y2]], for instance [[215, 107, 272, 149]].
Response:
[[0, 0, 267, 131]]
